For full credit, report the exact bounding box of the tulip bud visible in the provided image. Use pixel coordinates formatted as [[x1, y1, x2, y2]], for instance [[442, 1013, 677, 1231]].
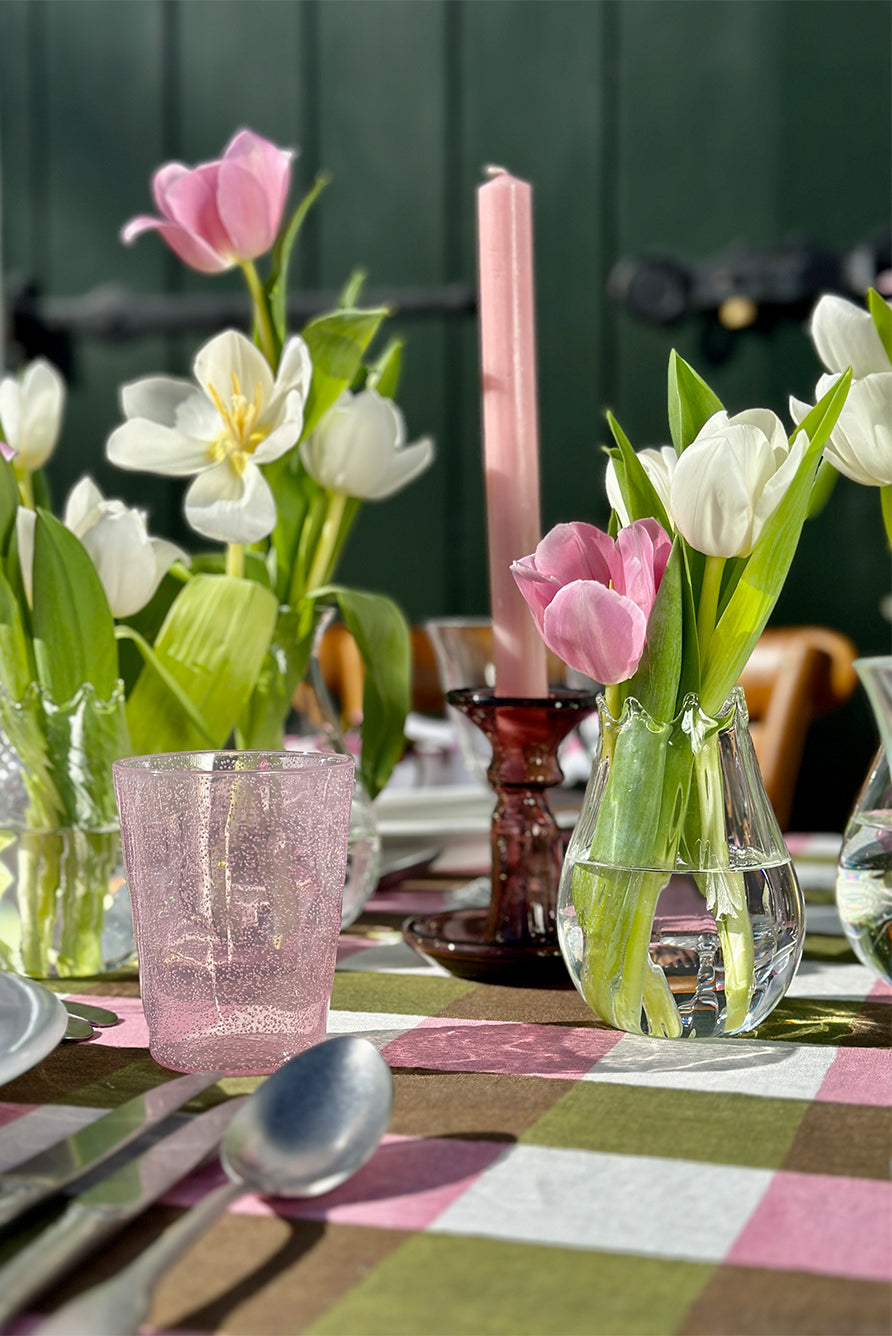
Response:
[[300, 389, 434, 500]]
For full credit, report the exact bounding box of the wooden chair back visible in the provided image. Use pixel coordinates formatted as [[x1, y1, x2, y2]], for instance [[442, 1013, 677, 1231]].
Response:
[[738, 625, 859, 830]]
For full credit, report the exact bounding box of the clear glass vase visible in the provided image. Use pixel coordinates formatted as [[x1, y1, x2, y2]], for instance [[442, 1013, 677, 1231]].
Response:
[[285, 607, 381, 929], [558, 687, 805, 1039], [836, 657, 892, 982], [0, 681, 135, 978]]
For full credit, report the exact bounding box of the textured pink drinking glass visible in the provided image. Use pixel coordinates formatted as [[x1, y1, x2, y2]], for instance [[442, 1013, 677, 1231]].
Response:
[[113, 750, 354, 1076]]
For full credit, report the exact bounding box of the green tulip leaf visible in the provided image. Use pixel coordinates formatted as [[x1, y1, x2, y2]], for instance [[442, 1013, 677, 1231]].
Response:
[[668, 351, 724, 453], [0, 455, 19, 555], [235, 605, 316, 751], [0, 568, 35, 700], [605, 416, 672, 532], [266, 171, 331, 351], [316, 585, 410, 799], [366, 337, 403, 399], [627, 540, 684, 719], [301, 307, 390, 439], [867, 287, 892, 362], [31, 510, 118, 702], [125, 573, 278, 753], [339, 268, 368, 309], [881, 484, 892, 550], [806, 456, 839, 518]]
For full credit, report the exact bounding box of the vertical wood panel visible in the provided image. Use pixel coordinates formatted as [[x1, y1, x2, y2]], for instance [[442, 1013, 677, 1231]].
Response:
[[0, 1, 44, 287], [612, 0, 784, 446], [173, 0, 306, 309], [314, 0, 449, 621], [461, 0, 607, 608], [34, 1, 175, 530]]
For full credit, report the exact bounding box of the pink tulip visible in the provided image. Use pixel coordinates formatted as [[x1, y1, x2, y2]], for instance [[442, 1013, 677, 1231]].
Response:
[[511, 518, 672, 685], [0, 441, 15, 462], [122, 130, 293, 273]]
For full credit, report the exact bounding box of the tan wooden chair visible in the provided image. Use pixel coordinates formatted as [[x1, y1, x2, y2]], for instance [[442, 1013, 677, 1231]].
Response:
[[738, 626, 859, 831]]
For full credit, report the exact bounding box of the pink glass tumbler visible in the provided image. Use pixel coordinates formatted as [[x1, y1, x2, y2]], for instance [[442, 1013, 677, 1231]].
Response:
[[113, 750, 354, 1076]]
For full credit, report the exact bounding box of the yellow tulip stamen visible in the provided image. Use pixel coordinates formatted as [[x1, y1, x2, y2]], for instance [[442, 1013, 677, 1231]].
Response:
[[207, 375, 268, 474]]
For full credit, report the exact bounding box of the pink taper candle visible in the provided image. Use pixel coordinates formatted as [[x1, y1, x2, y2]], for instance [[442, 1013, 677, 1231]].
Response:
[[477, 166, 548, 698]]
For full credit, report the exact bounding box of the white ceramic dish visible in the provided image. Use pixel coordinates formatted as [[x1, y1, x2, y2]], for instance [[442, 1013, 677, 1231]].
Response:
[[0, 973, 68, 1086], [374, 783, 583, 839]]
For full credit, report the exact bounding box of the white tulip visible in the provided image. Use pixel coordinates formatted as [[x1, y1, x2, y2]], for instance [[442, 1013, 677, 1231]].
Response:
[[0, 359, 66, 472], [810, 293, 891, 378], [605, 445, 677, 526], [16, 479, 188, 617], [300, 388, 434, 500], [791, 371, 892, 487], [106, 329, 312, 544], [669, 409, 805, 558]]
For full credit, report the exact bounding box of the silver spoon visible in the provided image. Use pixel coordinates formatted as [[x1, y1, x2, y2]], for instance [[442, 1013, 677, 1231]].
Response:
[[37, 1035, 394, 1336]]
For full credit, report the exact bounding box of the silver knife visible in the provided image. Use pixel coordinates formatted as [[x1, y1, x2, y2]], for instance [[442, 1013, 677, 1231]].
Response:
[[0, 1096, 243, 1331], [0, 1069, 222, 1228]]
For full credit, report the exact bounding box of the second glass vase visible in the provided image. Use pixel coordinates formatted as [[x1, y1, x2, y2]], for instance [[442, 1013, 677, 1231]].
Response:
[[558, 688, 805, 1039], [285, 607, 380, 929]]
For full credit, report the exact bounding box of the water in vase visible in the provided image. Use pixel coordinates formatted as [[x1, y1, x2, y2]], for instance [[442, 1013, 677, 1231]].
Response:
[[559, 858, 804, 1039], [836, 808, 892, 982]]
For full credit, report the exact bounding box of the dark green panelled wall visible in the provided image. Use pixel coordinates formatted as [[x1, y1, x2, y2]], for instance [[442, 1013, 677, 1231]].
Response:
[[1, 0, 890, 826]]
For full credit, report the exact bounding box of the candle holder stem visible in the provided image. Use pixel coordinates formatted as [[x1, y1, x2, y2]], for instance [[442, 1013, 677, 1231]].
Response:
[[404, 687, 598, 987]]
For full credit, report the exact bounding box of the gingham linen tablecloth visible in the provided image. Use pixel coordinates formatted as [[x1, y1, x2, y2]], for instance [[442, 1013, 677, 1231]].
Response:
[[0, 875, 890, 1336]]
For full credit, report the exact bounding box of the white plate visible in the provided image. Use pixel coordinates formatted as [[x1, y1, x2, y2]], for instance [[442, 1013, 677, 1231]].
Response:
[[374, 783, 584, 839], [374, 784, 495, 837], [0, 973, 68, 1086]]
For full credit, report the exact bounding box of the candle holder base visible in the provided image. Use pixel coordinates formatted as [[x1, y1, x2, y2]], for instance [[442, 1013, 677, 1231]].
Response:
[[403, 687, 598, 989], [403, 908, 572, 986]]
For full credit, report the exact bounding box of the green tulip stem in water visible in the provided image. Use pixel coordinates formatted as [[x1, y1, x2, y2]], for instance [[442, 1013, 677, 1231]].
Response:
[[573, 703, 685, 1038], [572, 692, 757, 1039], [690, 729, 755, 1032]]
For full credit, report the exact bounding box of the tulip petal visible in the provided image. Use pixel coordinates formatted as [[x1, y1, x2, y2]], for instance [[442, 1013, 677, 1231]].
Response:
[[361, 437, 436, 499], [615, 519, 672, 607], [0, 359, 66, 469], [825, 372, 892, 486], [132, 220, 233, 274], [250, 403, 305, 465], [151, 162, 191, 213], [193, 330, 275, 408], [15, 509, 35, 607], [106, 419, 211, 476], [542, 580, 648, 685], [511, 557, 559, 635], [120, 375, 193, 421], [532, 521, 617, 588], [811, 294, 891, 378], [267, 336, 313, 418], [78, 509, 155, 618], [217, 131, 294, 261], [223, 129, 293, 226], [184, 462, 277, 544], [63, 476, 105, 534], [670, 439, 753, 557], [160, 163, 230, 255]]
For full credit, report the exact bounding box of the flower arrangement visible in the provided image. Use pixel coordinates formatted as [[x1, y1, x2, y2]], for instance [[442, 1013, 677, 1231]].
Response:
[[0, 128, 433, 976], [512, 351, 850, 1038]]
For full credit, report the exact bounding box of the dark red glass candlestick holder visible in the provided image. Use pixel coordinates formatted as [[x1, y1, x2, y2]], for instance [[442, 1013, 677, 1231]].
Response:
[[404, 686, 598, 987]]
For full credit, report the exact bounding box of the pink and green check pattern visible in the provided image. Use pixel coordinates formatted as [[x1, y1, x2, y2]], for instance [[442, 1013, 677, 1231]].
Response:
[[0, 889, 889, 1336]]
